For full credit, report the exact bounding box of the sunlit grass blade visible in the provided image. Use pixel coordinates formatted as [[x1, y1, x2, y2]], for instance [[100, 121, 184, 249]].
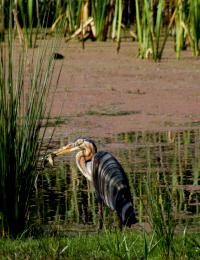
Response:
[[0, 1, 4, 41], [28, 0, 33, 46], [116, 0, 123, 52], [135, 0, 147, 58], [154, 0, 164, 60]]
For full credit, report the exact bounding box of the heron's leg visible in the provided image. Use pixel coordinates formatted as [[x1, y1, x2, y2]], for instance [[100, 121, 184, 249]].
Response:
[[98, 202, 103, 230], [117, 216, 123, 231]]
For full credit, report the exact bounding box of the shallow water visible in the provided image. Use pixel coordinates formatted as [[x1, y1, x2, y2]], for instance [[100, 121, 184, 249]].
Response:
[[33, 129, 200, 234]]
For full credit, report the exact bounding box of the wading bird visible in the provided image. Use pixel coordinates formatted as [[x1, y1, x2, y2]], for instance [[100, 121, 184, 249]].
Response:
[[44, 138, 137, 229]]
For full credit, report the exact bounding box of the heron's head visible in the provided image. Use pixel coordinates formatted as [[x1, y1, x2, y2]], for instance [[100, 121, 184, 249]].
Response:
[[73, 138, 97, 153], [44, 138, 97, 166]]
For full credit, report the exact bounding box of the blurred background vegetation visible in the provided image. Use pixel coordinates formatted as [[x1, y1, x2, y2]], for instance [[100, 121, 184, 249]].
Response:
[[0, 0, 200, 59]]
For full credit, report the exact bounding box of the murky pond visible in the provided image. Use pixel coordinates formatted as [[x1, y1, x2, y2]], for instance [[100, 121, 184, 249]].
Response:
[[32, 129, 200, 234]]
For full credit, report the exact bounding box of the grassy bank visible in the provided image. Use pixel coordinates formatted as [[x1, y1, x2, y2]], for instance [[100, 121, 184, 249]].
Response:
[[0, 231, 200, 259]]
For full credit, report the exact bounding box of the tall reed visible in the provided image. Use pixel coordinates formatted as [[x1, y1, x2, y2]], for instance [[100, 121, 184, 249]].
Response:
[[0, 10, 60, 237], [18, 0, 34, 47], [135, 0, 167, 61], [174, 0, 188, 59], [0, 0, 4, 41], [65, 0, 82, 34], [116, 0, 123, 52], [188, 0, 200, 56], [91, 0, 110, 40]]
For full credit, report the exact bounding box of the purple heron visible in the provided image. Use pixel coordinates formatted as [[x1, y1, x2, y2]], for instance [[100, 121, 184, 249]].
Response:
[[45, 138, 137, 229]]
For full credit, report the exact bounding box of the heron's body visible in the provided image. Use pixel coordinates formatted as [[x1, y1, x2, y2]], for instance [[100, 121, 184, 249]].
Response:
[[92, 151, 136, 226], [45, 138, 137, 228]]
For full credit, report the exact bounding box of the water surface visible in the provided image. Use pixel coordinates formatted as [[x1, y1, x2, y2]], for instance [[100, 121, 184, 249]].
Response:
[[33, 129, 200, 234]]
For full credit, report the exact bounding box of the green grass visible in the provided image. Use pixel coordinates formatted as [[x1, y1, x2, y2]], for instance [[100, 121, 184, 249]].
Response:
[[0, 231, 199, 259]]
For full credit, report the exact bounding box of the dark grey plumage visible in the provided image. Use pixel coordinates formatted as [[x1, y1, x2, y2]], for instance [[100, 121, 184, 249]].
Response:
[[92, 151, 137, 227]]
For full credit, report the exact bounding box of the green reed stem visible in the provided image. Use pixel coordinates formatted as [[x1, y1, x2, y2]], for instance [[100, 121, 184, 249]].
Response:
[[116, 0, 123, 52], [92, 0, 109, 40], [188, 0, 200, 56]]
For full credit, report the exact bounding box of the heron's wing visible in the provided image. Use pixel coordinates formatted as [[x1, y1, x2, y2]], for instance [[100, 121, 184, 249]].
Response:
[[92, 151, 137, 226], [92, 152, 108, 204], [92, 151, 131, 208]]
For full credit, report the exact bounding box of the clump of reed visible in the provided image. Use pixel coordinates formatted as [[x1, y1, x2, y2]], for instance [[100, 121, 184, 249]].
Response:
[[135, 0, 176, 61], [1, 1, 200, 60], [0, 6, 60, 237]]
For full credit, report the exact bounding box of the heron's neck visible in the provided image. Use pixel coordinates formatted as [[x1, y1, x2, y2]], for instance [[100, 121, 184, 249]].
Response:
[[76, 150, 94, 182]]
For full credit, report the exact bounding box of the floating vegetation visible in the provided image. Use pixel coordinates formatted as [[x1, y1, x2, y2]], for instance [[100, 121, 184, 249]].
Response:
[[80, 109, 141, 116]]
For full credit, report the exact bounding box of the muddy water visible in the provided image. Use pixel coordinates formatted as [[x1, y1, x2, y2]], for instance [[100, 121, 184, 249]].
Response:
[[33, 129, 200, 233]]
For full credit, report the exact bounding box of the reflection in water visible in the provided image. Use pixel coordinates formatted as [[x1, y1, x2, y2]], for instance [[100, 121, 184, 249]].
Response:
[[33, 129, 200, 233]]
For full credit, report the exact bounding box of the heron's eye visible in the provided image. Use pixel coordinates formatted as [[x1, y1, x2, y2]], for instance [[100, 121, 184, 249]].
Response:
[[75, 139, 84, 146]]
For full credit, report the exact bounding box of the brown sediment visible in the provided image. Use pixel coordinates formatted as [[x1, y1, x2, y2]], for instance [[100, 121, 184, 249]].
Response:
[[45, 40, 200, 139]]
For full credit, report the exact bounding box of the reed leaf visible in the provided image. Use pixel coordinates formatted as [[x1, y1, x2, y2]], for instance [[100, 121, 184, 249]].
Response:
[[0, 0, 4, 41], [135, 0, 147, 58], [91, 0, 110, 41], [135, 0, 176, 61], [154, 0, 164, 59], [188, 0, 200, 56], [135, 0, 153, 59], [66, 0, 82, 34], [174, 0, 188, 59], [116, 0, 123, 52], [28, 0, 33, 28]]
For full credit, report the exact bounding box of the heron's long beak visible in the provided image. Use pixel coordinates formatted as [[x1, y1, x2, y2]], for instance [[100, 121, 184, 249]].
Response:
[[44, 143, 78, 166], [53, 143, 76, 156]]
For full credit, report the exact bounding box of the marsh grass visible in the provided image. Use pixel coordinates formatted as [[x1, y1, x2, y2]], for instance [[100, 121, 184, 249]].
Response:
[[0, 12, 61, 236], [132, 129, 200, 259], [146, 187, 194, 259], [145, 181, 177, 259], [0, 231, 199, 259]]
